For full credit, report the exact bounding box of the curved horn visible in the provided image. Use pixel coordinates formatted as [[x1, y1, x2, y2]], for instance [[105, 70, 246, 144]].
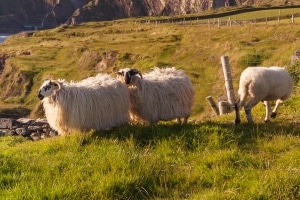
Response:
[[130, 69, 143, 79], [51, 80, 62, 91], [138, 72, 143, 79]]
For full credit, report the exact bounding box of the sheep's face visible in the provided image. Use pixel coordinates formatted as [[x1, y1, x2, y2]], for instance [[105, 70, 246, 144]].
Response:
[[117, 68, 142, 85], [37, 80, 60, 100]]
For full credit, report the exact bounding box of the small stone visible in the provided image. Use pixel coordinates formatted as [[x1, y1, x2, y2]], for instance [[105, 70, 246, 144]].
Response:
[[28, 125, 43, 131], [30, 132, 41, 141], [15, 128, 30, 137], [16, 118, 35, 125]]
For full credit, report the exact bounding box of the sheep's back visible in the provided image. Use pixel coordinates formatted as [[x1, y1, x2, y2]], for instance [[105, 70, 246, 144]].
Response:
[[129, 68, 194, 123], [42, 75, 130, 134], [239, 67, 293, 101]]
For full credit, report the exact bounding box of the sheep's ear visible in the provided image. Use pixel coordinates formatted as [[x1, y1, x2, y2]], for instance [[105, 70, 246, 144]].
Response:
[[130, 69, 143, 79], [116, 70, 124, 76]]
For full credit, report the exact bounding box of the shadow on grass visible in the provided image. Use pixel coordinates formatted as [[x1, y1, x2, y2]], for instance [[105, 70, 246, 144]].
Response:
[[0, 107, 31, 118], [90, 120, 300, 151]]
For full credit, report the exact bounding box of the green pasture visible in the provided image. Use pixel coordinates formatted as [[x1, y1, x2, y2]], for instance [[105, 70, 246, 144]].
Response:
[[0, 7, 300, 199]]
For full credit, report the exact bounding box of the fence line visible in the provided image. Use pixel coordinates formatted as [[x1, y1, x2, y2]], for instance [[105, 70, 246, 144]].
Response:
[[138, 12, 300, 28]]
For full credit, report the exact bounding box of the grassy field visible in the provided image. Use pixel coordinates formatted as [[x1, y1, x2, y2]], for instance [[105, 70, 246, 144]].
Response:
[[1, 122, 300, 199], [1, 7, 300, 199]]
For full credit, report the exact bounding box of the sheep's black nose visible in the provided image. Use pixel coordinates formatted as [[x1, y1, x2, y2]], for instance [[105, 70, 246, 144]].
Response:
[[125, 73, 131, 84], [38, 93, 44, 100]]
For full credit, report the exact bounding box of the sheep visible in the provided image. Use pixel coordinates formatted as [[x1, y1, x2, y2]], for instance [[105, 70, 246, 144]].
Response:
[[116, 67, 195, 124], [37, 74, 130, 135], [234, 66, 293, 124]]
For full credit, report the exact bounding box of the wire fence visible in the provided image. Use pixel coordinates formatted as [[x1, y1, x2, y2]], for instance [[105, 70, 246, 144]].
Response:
[[137, 11, 300, 28]]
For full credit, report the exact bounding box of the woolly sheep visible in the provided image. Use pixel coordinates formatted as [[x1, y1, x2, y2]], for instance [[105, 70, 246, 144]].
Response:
[[117, 67, 195, 124], [234, 66, 293, 124], [37, 74, 130, 135]]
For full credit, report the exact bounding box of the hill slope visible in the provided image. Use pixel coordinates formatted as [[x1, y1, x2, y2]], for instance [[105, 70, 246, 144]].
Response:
[[1, 8, 300, 121], [0, 0, 298, 32]]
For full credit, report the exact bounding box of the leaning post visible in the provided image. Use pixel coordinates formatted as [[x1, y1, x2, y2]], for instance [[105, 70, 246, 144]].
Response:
[[221, 56, 236, 111], [206, 96, 220, 116]]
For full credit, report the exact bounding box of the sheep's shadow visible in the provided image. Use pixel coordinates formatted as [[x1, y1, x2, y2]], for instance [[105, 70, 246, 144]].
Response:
[[89, 120, 300, 151]]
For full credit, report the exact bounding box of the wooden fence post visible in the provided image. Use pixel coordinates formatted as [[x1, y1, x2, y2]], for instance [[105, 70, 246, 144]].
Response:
[[228, 17, 232, 27], [221, 56, 236, 110], [206, 96, 220, 116]]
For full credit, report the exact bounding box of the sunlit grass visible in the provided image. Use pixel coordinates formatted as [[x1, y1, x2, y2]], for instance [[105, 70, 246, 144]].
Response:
[[2, 18, 300, 119], [1, 8, 300, 198], [0, 121, 300, 199]]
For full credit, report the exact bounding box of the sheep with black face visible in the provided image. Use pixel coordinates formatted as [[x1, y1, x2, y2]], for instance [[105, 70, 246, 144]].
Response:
[[117, 67, 195, 124]]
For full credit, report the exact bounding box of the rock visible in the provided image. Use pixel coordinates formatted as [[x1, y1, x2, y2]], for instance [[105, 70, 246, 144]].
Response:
[[16, 118, 35, 125], [15, 128, 30, 137], [30, 132, 41, 141], [34, 118, 48, 124], [0, 0, 242, 33], [49, 130, 58, 137], [291, 48, 300, 64], [0, 117, 58, 140], [0, 130, 5, 136], [28, 126, 43, 131]]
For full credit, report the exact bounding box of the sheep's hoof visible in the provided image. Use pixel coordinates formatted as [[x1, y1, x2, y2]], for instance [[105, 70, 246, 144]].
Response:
[[235, 119, 241, 124], [264, 119, 270, 123], [270, 112, 277, 119]]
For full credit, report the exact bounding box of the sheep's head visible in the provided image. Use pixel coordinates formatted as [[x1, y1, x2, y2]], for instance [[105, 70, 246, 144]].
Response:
[[37, 80, 61, 100], [116, 68, 143, 85]]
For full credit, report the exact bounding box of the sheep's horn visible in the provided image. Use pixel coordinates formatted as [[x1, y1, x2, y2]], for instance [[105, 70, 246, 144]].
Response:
[[130, 69, 143, 79], [51, 80, 62, 91], [138, 72, 143, 79]]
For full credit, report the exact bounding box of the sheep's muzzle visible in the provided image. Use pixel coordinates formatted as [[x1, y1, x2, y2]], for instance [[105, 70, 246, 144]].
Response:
[[38, 93, 44, 100]]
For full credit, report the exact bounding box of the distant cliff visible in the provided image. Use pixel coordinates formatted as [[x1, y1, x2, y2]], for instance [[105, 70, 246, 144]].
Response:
[[0, 0, 296, 33]]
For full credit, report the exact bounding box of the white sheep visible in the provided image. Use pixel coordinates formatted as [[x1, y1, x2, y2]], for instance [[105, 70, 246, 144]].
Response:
[[37, 74, 130, 135], [117, 67, 195, 124], [235, 66, 293, 124]]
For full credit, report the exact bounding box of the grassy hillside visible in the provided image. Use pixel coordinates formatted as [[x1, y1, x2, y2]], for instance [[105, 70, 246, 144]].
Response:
[[1, 8, 300, 120], [1, 122, 300, 199], [1, 8, 300, 199]]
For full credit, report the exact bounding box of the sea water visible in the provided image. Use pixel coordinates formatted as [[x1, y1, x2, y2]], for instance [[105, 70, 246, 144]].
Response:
[[0, 34, 9, 43]]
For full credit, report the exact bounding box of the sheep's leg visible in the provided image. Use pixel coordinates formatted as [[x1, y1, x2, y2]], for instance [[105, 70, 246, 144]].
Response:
[[244, 99, 260, 124], [176, 118, 182, 124], [183, 116, 189, 124], [244, 106, 253, 123], [235, 94, 247, 124], [234, 102, 241, 124], [177, 117, 188, 124], [263, 101, 271, 123], [270, 99, 283, 119]]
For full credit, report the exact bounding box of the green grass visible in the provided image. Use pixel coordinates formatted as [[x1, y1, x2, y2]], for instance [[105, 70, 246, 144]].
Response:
[[2, 17, 300, 119], [1, 7, 300, 199], [1, 122, 300, 199]]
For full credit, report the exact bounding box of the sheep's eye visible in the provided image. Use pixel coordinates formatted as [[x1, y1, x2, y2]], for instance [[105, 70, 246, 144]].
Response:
[[44, 84, 52, 91]]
